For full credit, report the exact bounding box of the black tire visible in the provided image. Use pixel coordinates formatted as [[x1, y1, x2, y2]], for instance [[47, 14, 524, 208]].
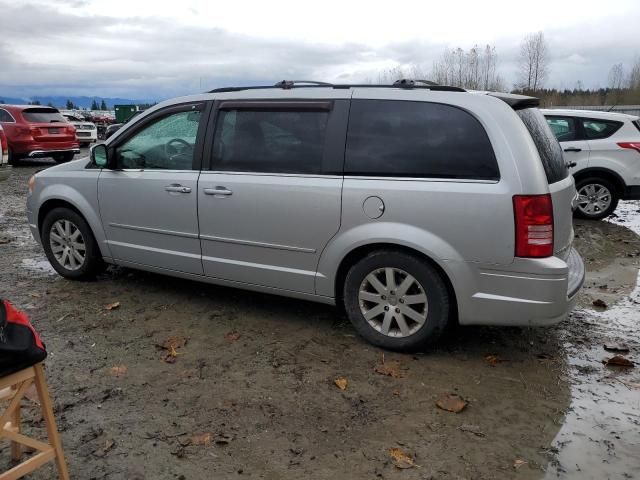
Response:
[[343, 250, 450, 352], [53, 152, 75, 163], [7, 147, 17, 166], [573, 177, 619, 220], [41, 207, 104, 280]]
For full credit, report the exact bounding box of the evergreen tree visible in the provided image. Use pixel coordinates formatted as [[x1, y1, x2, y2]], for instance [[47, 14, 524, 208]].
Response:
[[66, 99, 74, 109], [91, 99, 99, 110], [100, 99, 108, 110]]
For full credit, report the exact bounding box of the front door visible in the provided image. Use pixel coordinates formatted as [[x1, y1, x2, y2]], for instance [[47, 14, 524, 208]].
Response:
[[545, 115, 590, 172], [98, 104, 206, 274], [198, 100, 348, 294]]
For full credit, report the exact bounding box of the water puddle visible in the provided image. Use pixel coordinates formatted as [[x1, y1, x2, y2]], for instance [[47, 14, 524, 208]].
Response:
[[21, 257, 56, 275], [545, 272, 640, 479]]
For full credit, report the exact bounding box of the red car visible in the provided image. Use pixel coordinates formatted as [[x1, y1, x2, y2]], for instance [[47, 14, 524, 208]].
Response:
[[0, 105, 80, 164]]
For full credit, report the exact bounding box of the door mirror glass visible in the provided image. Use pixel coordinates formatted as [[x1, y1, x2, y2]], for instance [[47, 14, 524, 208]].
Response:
[[91, 144, 108, 168]]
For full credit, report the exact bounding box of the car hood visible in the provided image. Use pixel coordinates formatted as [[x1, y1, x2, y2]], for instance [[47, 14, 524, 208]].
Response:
[[37, 156, 92, 176]]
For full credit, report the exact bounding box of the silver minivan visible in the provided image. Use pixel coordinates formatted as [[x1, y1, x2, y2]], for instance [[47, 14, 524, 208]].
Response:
[[26, 81, 584, 351]]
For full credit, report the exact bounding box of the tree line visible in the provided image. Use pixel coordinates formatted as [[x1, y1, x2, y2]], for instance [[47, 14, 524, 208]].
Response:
[[372, 31, 640, 107]]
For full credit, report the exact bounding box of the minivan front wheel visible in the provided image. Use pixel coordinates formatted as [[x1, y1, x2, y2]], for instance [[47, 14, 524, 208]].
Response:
[[574, 177, 619, 220], [343, 250, 450, 351], [41, 207, 104, 280]]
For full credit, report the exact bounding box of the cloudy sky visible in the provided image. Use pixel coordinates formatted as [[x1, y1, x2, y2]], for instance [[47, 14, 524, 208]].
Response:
[[0, 0, 638, 100]]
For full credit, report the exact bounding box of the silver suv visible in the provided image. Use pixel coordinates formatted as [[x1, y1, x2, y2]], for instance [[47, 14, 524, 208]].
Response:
[[26, 81, 585, 351]]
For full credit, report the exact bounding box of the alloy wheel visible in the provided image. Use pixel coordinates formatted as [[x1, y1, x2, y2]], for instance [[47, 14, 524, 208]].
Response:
[[49, 220, 86, 271], [577, 183, 612, 217], [358, 267, 428, 338]]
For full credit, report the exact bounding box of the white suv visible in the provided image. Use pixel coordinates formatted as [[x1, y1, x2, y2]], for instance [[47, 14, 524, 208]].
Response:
[[62, 113, 98, 147], [543, 109, 640, 220]]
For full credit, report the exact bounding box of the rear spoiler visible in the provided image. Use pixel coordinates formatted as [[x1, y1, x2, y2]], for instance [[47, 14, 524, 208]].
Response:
[[485, 92, 540, 110]]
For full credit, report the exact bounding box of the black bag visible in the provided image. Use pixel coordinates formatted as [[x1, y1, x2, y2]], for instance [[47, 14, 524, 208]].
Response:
[[0, 299, 47, 378]]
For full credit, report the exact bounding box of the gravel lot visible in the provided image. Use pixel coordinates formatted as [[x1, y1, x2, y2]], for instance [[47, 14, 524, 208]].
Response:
[[1, 153, 639, 479]]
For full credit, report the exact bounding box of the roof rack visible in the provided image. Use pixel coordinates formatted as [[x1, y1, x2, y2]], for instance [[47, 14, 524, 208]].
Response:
[[208, 80, 465, 93]]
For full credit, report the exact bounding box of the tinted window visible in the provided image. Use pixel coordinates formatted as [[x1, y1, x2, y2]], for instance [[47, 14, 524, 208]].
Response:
[[212, 109, 329, 174], [633, 120, 640, 133], [115, 110, 201, 170], [344, 100, 499, 179], [21, 108, 66, 123], [517, 108, 568, 184], [581, 118, 623, 140], [545, 116, 578, 142], [0, 109, 14, 122]]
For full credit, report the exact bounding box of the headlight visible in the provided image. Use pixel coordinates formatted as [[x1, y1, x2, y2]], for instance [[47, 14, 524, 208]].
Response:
[[28, 175, 36, 193]]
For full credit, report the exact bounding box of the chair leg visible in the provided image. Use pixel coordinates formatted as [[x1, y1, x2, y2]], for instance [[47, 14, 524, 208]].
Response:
[[9, 387, 21, 462], [33, 364, 70, 480]]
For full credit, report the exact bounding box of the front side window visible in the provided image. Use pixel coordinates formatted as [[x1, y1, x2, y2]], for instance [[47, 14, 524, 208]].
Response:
[[115, 110, 201, 170], [212, 108, 329, 174], [545, 116, 578, 142], [0, 109, 15, 123], [581, 118, 623, 140], [344, 100, 499, 180]]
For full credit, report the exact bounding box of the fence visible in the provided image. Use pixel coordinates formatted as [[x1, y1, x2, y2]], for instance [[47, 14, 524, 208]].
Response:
[[547, 105, 640, 117]]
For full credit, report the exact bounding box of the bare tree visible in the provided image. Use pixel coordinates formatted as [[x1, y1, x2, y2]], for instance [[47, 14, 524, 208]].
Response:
[[608, 63, 624, 90], [518, 31, 549, 91], [431, 44, 503, 90]]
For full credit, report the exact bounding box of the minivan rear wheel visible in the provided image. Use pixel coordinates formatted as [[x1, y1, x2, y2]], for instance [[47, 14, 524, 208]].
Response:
[[574, 177, 619, 220], [343, 250, 450, 351], [41, 207, 104, 280]]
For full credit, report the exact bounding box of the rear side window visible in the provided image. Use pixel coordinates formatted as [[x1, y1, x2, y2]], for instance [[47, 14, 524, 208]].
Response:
[[517, 108, 568, 184], [634, 120, 640, 133], [212, 108, 329, 174], [545, 116, 578, 142], [345, 100, 499, 180], [21, 108, 66, 123], [0, 109, 15, 122], [581, 118, 623, 140]]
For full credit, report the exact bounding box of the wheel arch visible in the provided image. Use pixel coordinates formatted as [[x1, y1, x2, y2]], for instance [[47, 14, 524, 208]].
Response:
[[573, 168, 626, 195], [37, 194, 110, 259], [331, 242, 459, 324]]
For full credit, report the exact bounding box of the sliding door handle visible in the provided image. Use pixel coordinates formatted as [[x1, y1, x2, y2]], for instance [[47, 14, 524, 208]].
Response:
[[165, 184, 191, 193], [203, 187, 233, 196]]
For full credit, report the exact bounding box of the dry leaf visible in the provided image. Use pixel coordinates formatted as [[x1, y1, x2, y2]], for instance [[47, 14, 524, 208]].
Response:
[[163, 335, 187, 350], [225, 331, 241, 343], [389, 447, 416, 469], [104, 440, 115, 452], [30, 293, 41, 298], [484, 354, 502, 366], [162, 353, 177, 364], [334, 378, 348, 390], [392, 390, 400, 396], [513, 459, 527, 469], [435, 393, 468, 413], [105, 301, 121, 311], [592, 299, 607, 309], [458, 424, 485, 437], [603, 355, 635, 368], [604, 343, 630, 353], [190, 432, 212, 446], [215, 433, 232, 445], [374, 359, 404, 378], [110, 365, 127, 376]]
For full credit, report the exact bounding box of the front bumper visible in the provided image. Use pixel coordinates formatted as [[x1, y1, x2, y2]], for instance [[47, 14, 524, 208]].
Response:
[[454, 247, 585, 327]]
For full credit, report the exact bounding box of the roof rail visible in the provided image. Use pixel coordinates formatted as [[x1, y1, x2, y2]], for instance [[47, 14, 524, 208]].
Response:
[[208, 81, 466, 93], [274, 80, 333, 89]]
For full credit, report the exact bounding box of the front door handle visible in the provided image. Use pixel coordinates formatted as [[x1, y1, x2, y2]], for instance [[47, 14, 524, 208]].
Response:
[[165, 184, 191, 193], [203, 187, 233, 196], [564, 147, 582, 153]]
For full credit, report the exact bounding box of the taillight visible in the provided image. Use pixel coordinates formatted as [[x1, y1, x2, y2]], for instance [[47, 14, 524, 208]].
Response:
[[0, 129, 7, 164], [513, 194, 554, 258], [617, 142, 640, 154]]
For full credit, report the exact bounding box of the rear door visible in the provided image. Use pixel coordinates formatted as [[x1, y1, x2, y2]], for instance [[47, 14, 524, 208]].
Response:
[[198, 99, 348, 294], [544, 115, 589, 173], [98, 103, 207, 274], [519, 108, 574, 259]]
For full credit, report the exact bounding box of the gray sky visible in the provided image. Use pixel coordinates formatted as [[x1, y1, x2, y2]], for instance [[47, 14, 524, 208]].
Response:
[[1, 0, 638, 99]]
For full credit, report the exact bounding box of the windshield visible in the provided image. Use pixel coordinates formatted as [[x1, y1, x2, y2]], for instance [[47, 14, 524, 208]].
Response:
[[22, 108, 66, 123], [517, 108, 568, 184]]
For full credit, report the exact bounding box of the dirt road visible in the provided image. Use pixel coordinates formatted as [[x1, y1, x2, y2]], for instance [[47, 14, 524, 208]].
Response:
[[1, 158, 639, 479]]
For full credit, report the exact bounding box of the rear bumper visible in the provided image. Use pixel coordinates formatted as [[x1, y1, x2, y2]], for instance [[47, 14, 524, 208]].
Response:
[[452, 247, 585, 327], [27, 148, 80, 158], [11, 140, 80, 157]]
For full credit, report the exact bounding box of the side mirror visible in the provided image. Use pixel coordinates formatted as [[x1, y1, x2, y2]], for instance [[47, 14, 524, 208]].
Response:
[[91, 144, 108, 168]]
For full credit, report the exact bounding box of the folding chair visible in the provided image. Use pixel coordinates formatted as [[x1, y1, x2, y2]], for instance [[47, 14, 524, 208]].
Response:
[[0, 362, 69, 480]]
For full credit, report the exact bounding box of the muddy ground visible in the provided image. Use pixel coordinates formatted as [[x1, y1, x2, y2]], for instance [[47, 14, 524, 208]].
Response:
[[1, 157, 639, 480]]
